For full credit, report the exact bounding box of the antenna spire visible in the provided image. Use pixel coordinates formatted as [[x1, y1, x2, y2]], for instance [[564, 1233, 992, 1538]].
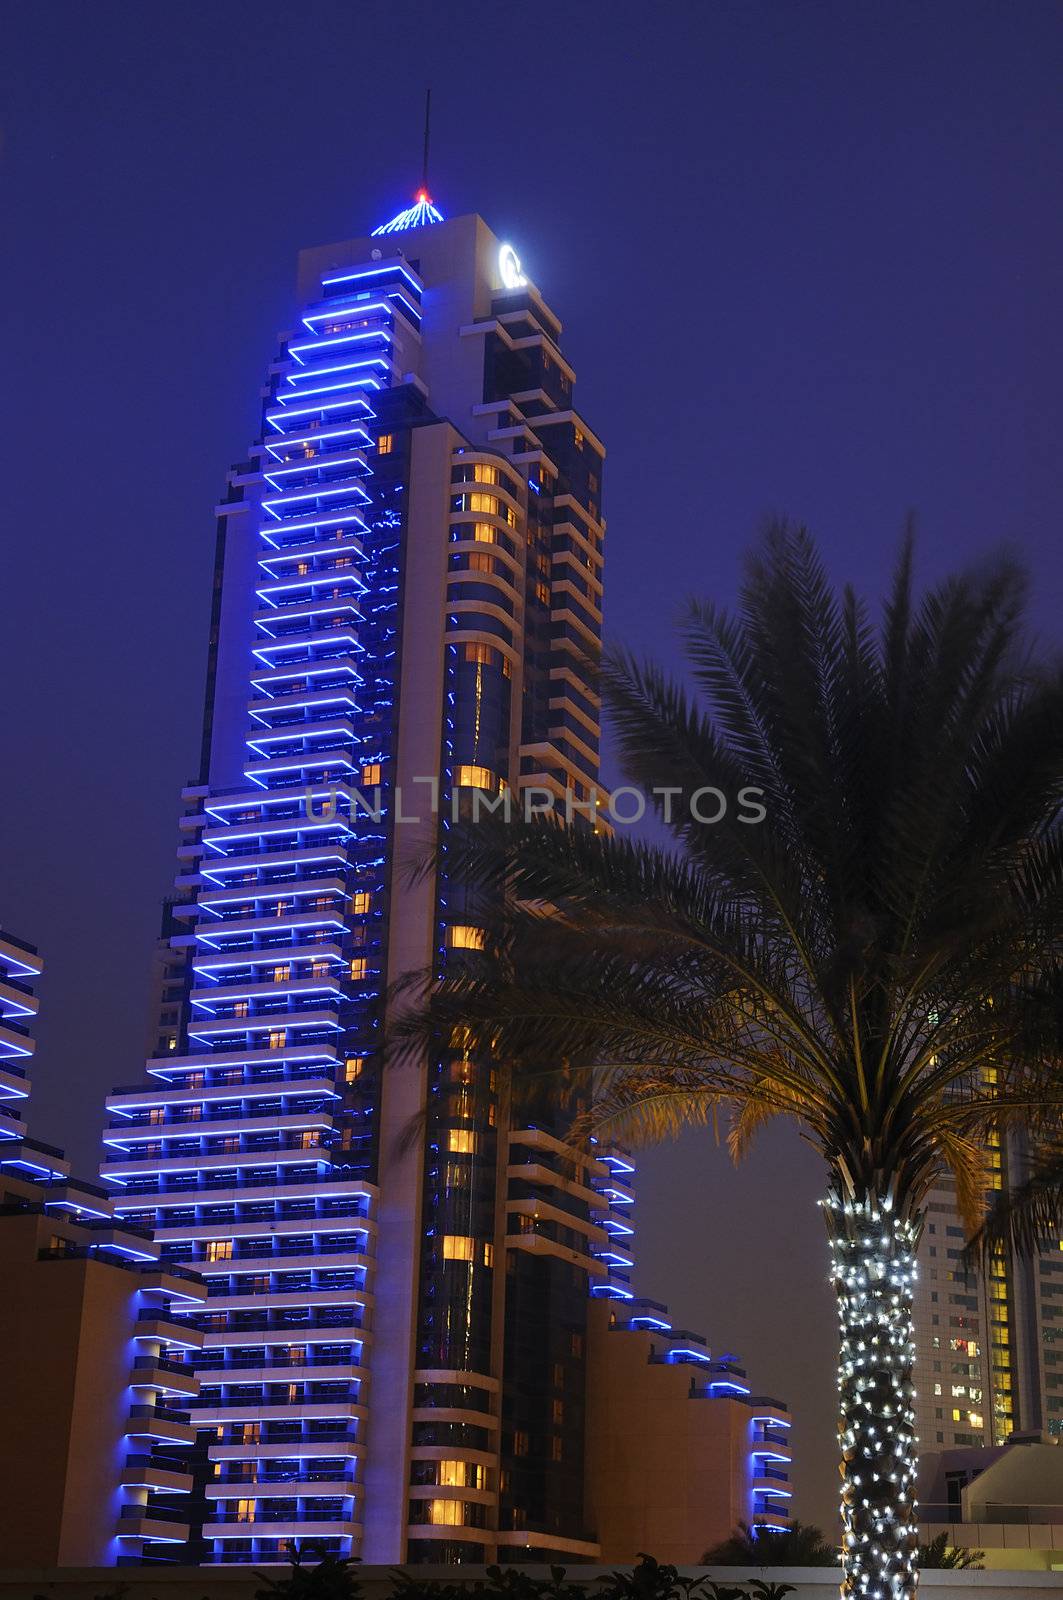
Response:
[[421, 87, 431, 197]]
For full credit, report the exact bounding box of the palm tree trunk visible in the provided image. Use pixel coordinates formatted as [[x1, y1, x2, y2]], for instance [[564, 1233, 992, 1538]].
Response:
[[826, 1188, 921, 1600]]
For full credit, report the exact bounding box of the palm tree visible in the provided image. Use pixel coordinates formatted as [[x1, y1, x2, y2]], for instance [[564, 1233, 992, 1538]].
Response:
[[702, 1519, 838, 1566], [970, 1130, 1063, 1256], [916, 1531, 984, 1569], [395, 526, 1063, 1600]]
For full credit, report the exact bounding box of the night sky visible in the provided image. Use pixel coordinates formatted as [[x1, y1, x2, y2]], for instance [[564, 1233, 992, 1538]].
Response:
[[4, 0, 1063, 1538]]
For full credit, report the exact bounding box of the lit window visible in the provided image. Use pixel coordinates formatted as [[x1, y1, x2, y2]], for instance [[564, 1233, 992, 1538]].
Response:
[[448, 926, 485, 950], [574, 428, 585, 450], [454, 764, 497, 791], [438, 1460, 465, 1487], [362, 763, 381, 786], [483, 1242, 494, 1267], [206, 1240, 233, 1263], [272, 965, 291, 982], [345, 1057, 365, 1082], [427, 1499, 465, 1526], [236, 1498, 256, 1523], [535, 581, 550, 606], [473, 523, 497, 544], [351, 892, 371, 915], [448, 1129, 478, 1155], [468, 493, 499, 515], [513, 1430, 529, 1457], [268, 1030, 287, 1050], [378, 434, 393, 454], [234, 1001, 249, 1018], [442, 1235, 475, 1262], [473, 464, 499, 485], [350, 957, 368, 980]]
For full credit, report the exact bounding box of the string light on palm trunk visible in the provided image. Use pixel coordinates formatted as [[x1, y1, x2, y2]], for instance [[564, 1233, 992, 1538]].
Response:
[[823, 1190, 922, 1600]]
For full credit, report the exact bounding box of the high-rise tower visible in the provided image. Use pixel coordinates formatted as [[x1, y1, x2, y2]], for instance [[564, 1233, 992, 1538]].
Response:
[[100, 198, 614, 1567]]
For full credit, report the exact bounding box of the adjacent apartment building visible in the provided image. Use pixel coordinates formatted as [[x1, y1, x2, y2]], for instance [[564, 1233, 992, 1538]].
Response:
[[915, 1132, 1063, 1453], [0, 929, 207, 1564]]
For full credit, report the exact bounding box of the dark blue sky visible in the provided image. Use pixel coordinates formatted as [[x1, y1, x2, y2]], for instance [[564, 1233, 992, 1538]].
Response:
[[3, 0, 1062, 1535]]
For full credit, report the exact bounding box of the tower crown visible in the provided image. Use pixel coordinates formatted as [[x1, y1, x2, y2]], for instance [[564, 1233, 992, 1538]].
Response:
[[371, 189, 444, 237]]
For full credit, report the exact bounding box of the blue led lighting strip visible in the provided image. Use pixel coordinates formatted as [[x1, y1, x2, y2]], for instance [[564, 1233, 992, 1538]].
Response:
[[101, 272, 421, 1564]]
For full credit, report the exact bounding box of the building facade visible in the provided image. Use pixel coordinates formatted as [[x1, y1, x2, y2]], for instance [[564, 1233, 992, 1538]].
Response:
[[99, 197, 615, 1568], [917, 1434, 1063, 1571], [914, 1137, 1063, 1455], [95, 194, 798, 1572], [0, 930, 207, 1565], [585, 1279, 793, 1560]]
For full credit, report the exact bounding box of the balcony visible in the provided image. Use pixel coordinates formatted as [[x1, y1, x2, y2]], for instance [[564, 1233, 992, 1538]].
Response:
[[209, 1435, 361, 1461], [248, 655, 362, 696], [192, 1401, 365, 1428], [196, 1359, 368, 1385], [194, 911, 348, 948], [198, 1247, 371, 1279], [0, 1020, 35, 1059], [134, 1313, 204, 1350], [188, 1009, 343, 1046], [102, 1139, 333, 1181], [194, 1284, 368, 1315], [207, 1474, 357, 1495], [107, 1064, 342, 1111], [126, 1405, 196, 1446], [121, 1455, 194, 1496], [251, 626, 362, 670], [197, 872, 351, 912], [203, 1322, 369, 1351], [109, 1106, 338, 1144], [203, 1516, 360, 1539], [116, 1505, 191, 1543], [145, 1043, 340, 1074], [130, 1355, 201, 1397]]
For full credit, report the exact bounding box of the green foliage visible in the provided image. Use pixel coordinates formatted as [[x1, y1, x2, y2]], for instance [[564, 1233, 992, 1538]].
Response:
[[391, 1564, 586, 1600], [394, 527, 1063, 1231], [258, 1552, 793, 1600], [255, 1542, 364, 1600], [916, 1532, 985, 1569], [392, 527, 1063, 1599], [701, 1520, 838, 1567], [596, 1553, 706, 1600]]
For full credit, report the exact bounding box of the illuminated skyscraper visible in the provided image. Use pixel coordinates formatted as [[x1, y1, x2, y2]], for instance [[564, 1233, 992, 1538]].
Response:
[[98, 193, 795, 1571], [100, 196, 615, 1567]]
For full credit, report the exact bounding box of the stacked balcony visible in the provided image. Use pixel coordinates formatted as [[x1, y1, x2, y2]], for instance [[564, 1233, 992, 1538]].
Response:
[[589, 1146, 636, 1300], [102, 259, 425, 1565], [0, 932, 41, 1150]]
